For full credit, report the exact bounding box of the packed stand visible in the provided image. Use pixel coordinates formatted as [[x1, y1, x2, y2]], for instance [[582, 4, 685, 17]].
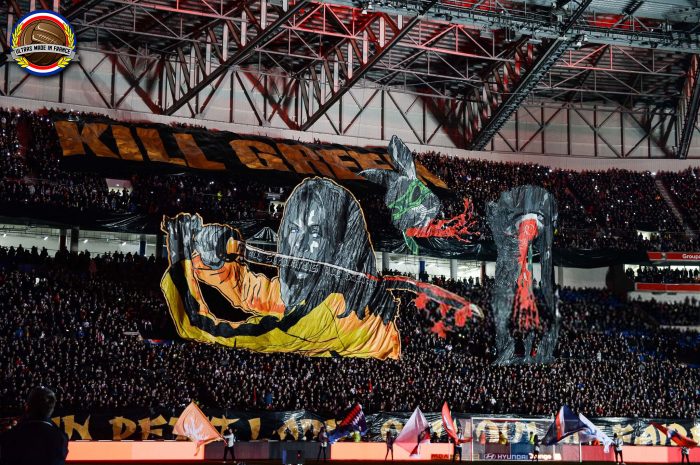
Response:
[[0, 246, 698, 422], [416, 152, 696, 251], [629, 266, 700, 284], [627, 295, 700, 326], [0, 109, 130, 214], [659, 168, 700, 231]]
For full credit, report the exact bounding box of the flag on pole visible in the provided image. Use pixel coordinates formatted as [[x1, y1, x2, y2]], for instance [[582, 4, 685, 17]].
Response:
[[441, 402, 469, 444], [329, 403, 367, 443], [395, 407, 430, 456], [173, 401, 222, 454], [578, 413, 613, 453], [651, 423, 698, 447], [542, 406, 587, 446]]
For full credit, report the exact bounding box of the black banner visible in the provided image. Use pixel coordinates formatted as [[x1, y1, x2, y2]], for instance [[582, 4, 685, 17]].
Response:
[[3, 410, 696, 444], [52, 118, 446, 189]]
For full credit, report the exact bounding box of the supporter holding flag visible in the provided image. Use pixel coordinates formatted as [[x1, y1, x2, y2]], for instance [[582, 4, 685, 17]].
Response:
[[441, 402, 459, 444], [328, 403, 367, 443], [651, 423, 698, 448], [172, 401, 222, 455], [578, 413, 613, 453], [395, 407, 430, 457], [682, 445, 690, 464], [542, 406, 587, 446], [612, 433, 624, 465], [442, 402, 469, 461]]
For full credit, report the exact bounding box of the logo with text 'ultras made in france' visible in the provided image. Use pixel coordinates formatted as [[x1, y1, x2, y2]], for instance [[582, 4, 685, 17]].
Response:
[[10, 10, 76, 76]]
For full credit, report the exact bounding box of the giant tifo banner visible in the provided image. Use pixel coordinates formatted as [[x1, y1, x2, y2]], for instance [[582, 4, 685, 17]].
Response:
[[158, 136, 482, 359], [52, 118, 445, 189], [3, 411, 697, 444], [40, 117, 644, 267], [56, 117, 484, 358], [160, 180, 480, 359]]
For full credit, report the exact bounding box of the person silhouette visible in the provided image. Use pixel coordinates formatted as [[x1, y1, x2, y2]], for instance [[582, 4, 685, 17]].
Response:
[[0, 386, 68, 465]]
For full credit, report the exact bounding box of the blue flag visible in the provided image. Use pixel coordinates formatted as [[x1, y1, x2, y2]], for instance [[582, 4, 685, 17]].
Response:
[[542, 405, 587, 446], [329, 403, 367, 443]]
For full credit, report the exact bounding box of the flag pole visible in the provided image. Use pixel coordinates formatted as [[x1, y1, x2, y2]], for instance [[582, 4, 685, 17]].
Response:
[[579, 437, 582, 463], [470, 422, 474, 463]]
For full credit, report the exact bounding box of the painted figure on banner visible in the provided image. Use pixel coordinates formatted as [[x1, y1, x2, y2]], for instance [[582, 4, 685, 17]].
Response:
[[162, 177, 480, 360], [487, 186, 559, 365]]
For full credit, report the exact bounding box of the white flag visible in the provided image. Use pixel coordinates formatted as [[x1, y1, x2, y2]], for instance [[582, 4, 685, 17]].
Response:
[[578, 413, 612, 453]]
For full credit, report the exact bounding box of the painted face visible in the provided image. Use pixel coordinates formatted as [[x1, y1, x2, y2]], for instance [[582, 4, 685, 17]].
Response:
[[279, 190, 332, 309]]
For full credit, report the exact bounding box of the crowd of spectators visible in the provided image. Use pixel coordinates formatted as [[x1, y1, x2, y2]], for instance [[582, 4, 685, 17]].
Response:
[[0, 245, 698, 423], [0, 108, 699, 252], [624, 295, 700, 326], [1, 107, 700, 424], [416, 152, 696, 251], [659, 168, 700, 231], [0, 110, 27, 180], [629, 266, 700, 284]]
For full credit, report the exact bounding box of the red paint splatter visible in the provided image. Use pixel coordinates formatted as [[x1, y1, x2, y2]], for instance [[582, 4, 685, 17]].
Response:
[[431, 321, 447, 338], [384, 275, 483, 338], [405, 198, 479, 243], [454, 307, 468, 328], [414, 292, 430, 310]]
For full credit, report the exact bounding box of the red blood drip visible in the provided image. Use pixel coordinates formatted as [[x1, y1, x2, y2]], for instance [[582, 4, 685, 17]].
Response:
[[512, 218, 540, 332]]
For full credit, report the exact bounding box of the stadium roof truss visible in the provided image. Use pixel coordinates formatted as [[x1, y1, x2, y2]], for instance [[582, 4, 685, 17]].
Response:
[[2, 0, 700, 157]]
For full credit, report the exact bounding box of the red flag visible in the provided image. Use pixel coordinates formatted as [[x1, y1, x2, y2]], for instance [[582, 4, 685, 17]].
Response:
[[173, 402, 222, 454], [442, 402, 458, 442], [651, 423, 697, 448], [442, 402, 470, 444], [395, 407, 430, 455]]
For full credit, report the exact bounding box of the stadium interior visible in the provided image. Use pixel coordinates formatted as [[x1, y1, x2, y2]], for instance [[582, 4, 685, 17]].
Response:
[[0, 0, 699, 464]]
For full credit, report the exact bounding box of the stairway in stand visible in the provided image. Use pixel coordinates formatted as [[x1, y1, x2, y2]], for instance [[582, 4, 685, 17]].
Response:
[[654, 177, 698, 240]]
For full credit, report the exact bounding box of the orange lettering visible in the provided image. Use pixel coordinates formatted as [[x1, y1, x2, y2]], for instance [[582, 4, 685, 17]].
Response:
[[347, 150, 393, 171], [316, 149, 363, 180], [55, 122, 118, 158], [230, 140, 289, 171], [54, 121, 84, 156], [136, 128, 186, 166], [277, 144, 334, 177], [174, 133, 225, 170], [416, 162, 447, 189], [111, 125, 143, 161]]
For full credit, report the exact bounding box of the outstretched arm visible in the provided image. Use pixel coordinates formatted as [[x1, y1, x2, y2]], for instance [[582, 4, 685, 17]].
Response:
[[163, 214, 284, 319]]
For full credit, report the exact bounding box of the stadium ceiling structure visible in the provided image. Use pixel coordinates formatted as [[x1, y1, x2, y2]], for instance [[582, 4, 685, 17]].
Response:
[[2, 0, 700, 157]]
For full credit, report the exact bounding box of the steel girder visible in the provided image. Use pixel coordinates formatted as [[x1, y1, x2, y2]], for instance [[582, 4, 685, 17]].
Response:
[[678, 55, 700, 160], [0, 0, 698, 157], [316, 0, 700, 54], [63, 0, 103, 19], [299, 0, 439, 130], [42, 0, 700, 54], [416, 36, 532, 148], [164, 0, 310, 115], [468, 0, 593, 150], [469, 38, 574, 150]]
